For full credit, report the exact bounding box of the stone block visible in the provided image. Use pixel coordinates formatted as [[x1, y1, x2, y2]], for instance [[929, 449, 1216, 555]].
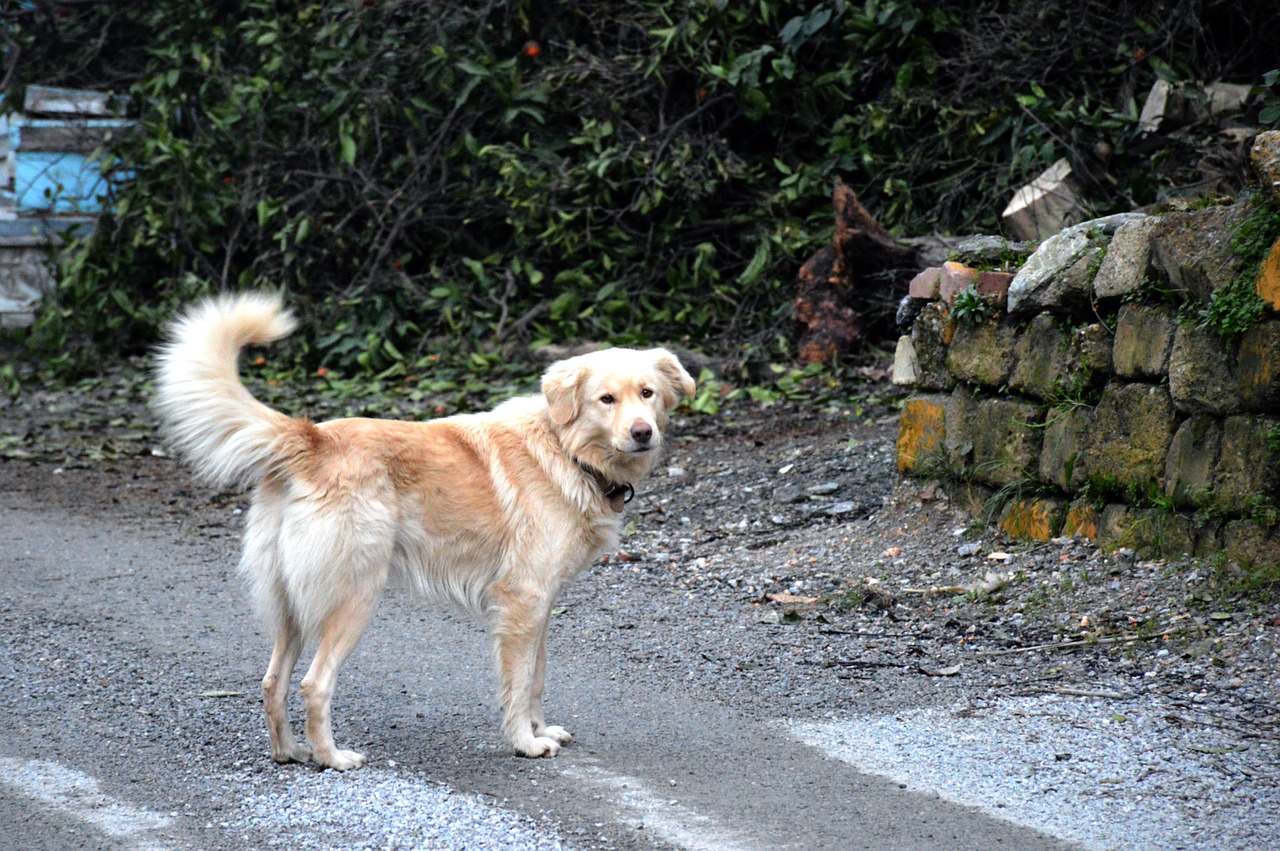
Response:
[[956, 396, 1044, 487], [1112, 304, 1176, 379], [908, 267, 943, 300], [1168, 323, 1240, 415], [951, 235, 1034, 266], [910, 302, 955, 392], [1150, 202, 1252, 304], [943, 388, 980, 477], [1008, 214, 1146, 314], [1098, 505, 1194, 559], [1257, 236, 1280, 311], [1253, 130, 1280, 206], [945, 317, 1018, 388], [1062, 501, 1099, 539], [1213, 415, 1280, 514], [1236, 319, 1280, 413], [1078, 383, 1177, 495], [999, 497, 1066, 542], [1010, 313, 1065, 399], [1092, 215, 1158, 300], [892, 335, 919, 386], [1039, 405, 1093, 492], [1164, 416, 1222, 508], [1072, 323, 1112, 375], [1222, 520, 1280, 569], [896, 394, 948, 474], [1010, 314, 1108, 402]]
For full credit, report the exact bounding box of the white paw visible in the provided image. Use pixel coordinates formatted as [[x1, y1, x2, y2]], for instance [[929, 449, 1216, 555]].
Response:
[[318, 749, 367, 771], [516, 736, 562, 758], [537, 725, 573, 745], [271, 743, 313, 765]]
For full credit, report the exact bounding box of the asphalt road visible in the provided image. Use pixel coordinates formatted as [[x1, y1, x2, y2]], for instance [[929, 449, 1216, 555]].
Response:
[[0, 476, 1086, 851]]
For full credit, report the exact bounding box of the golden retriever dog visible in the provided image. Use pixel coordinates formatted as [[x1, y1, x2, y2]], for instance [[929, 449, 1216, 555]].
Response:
[[153, 292, 694, 770]]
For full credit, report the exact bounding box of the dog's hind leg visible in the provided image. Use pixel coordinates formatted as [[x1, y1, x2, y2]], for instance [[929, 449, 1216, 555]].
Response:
[[298, 588, 383, 771], [262, 612, 309, 764], [530, 618, 572, 745]]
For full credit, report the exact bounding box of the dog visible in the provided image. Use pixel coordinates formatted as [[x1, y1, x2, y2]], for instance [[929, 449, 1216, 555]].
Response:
[[152, 292, 694, 770]]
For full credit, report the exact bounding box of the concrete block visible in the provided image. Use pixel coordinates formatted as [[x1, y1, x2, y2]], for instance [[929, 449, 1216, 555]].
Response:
[[1000, 159, 1086, 242]]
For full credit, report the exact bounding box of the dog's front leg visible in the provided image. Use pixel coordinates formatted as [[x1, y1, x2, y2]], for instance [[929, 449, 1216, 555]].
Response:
[[530, 617, 572, 746], [492, 592, 564, 757]]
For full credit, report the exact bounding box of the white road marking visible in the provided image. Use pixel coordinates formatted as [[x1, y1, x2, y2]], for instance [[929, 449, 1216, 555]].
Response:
[[0, 756, 173, 850], [784, 696, 1280, 851], [562, 763, 755, 851]]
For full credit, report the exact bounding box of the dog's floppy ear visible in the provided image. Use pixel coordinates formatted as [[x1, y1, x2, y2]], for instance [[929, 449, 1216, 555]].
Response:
[[542, 359, 587, 426], [652, 349, 696, 410]]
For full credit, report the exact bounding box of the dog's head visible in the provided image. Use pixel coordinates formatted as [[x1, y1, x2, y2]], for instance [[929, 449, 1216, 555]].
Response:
[[542, 347, 696, 481]]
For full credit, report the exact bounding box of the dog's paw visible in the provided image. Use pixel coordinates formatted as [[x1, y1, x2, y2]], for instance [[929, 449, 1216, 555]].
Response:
[[317, 749, 367, 771], [516, 736, 562, 758], [536, 725, 573, 745], [271, 743, 313, 765]]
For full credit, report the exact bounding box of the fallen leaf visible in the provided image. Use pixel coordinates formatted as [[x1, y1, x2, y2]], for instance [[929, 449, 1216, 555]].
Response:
[[767, 591, 818, 605], [883, 546, 903, 558], [918, 663, 962, 677]]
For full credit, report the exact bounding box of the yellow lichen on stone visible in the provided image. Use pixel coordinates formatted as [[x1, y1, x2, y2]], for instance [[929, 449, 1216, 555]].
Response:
[[1255, 235, 1280, 311], [896, 396, 946, 473], [1062, 502, 1100, 540], [998, 498, 1064, 541]]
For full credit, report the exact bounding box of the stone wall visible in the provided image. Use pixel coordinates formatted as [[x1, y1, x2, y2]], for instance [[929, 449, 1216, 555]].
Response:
[[894, 138, 1280, 567]]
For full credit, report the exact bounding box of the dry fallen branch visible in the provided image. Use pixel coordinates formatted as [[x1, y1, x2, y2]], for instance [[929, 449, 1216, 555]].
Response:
[[975, 631, 1179, 657]]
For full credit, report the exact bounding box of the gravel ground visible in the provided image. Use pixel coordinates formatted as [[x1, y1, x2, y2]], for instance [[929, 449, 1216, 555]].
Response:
[[3, 361, 1279, 849]]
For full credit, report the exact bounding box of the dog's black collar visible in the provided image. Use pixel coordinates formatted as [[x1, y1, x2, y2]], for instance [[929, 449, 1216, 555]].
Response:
[[575, 461, 634, 513]]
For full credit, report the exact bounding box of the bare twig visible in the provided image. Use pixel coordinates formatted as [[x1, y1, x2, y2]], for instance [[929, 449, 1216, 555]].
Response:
[[975, 631, 1178, 657]]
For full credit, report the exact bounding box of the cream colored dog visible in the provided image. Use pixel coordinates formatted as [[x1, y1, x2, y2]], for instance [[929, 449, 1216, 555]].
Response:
[[153, 292, 694, 770]]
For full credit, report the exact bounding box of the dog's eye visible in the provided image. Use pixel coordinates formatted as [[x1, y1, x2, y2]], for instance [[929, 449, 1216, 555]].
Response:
[[640, 388, 654, 399], [600, 394, 615, 405]]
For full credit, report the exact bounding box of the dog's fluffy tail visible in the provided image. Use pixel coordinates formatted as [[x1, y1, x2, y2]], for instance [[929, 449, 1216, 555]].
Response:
[[153, 292, 302, 490]]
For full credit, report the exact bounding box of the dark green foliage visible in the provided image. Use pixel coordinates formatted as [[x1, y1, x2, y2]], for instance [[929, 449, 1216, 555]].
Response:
[[4, 0, 1278, 373], [1198, 198, 1280, 340], [949, 287, 993, 328]]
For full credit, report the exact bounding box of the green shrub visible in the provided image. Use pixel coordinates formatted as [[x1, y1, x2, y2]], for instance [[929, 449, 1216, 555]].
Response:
[[4, 0, 1277, 373]]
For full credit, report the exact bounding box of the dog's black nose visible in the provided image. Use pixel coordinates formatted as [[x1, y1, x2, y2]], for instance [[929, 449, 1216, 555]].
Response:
[[630, 421, 653, 444]]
